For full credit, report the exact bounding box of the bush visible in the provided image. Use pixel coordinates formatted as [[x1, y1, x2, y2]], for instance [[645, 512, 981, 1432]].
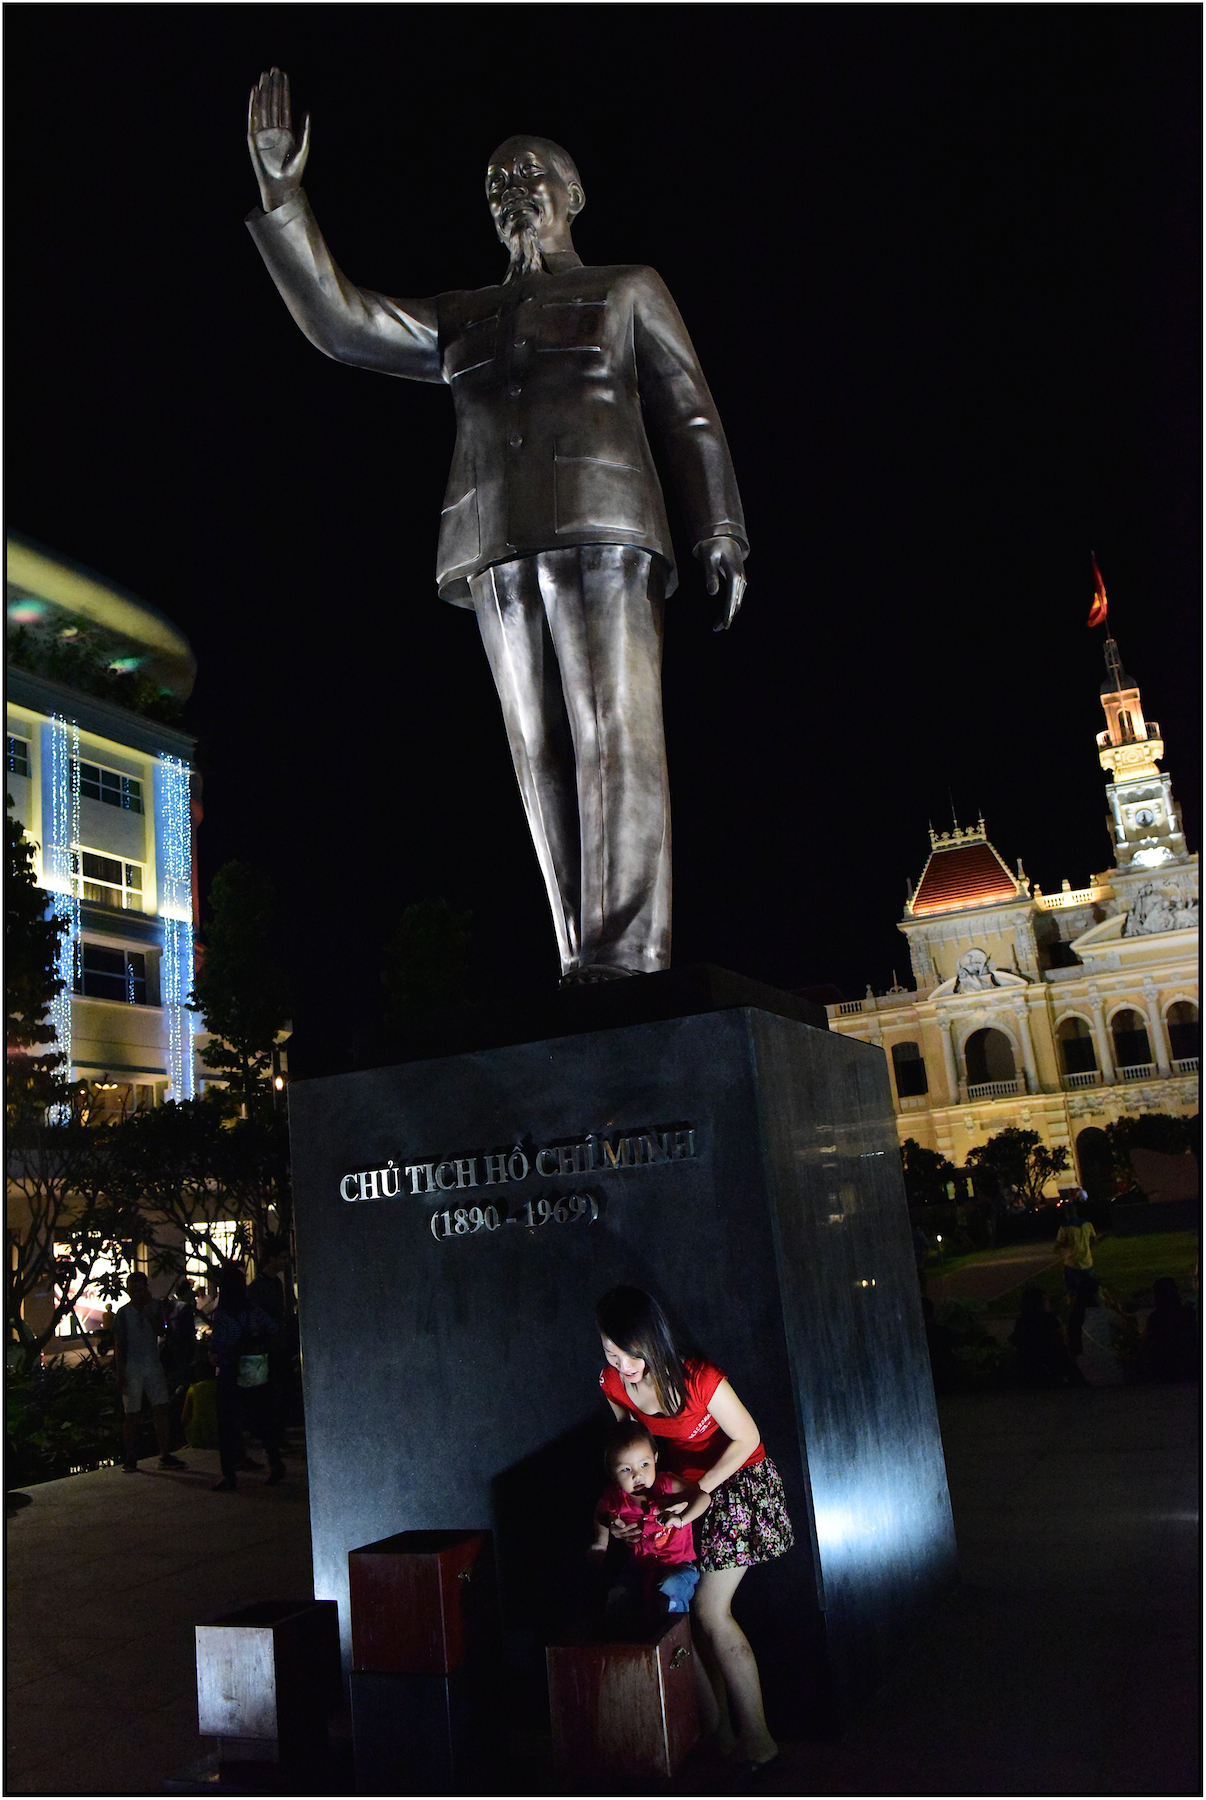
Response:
[[934, 1298, 1015, 1389], [6, 1356, 129, 1487]]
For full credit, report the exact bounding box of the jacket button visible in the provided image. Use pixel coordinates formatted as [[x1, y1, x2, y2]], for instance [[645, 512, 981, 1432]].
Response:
[[509, 386, 522, 398], [509, 435, 523, 448], [514, 338, 527, 347]]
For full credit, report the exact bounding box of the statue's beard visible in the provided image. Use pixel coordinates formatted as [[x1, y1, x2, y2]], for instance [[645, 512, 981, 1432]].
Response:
[[502, 216, 546, 278]]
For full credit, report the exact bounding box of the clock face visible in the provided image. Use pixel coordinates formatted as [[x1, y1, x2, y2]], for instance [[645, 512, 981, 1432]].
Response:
[[1134, 808, 1157, 829]]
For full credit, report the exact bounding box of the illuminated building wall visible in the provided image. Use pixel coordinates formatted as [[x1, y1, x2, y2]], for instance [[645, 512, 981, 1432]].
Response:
[[828, 638, 1199, 1189], [6, 535, 203, 1112]]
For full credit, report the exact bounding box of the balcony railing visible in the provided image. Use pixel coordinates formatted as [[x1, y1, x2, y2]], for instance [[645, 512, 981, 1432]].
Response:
[[966, 1077, 1025, 1102], [1063, 1070, 1100, 1090], [1034, 884, 1111, 912], [1116, 1062, 1156, 1083], [1173, 1057, 1199, 1076], [836, 1000, 864, 1015]]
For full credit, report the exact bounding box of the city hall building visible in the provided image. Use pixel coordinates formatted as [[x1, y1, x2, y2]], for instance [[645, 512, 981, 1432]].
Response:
[[827, 636, 1199, 1188]]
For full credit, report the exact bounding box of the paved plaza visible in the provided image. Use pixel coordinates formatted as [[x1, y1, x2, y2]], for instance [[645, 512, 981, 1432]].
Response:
[[6, 1384, 1200, 1795]]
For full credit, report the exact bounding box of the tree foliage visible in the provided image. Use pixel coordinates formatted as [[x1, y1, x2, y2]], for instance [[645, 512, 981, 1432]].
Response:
[[6, 797, 68, 1126], [966, 1127, 1070, 1205], [6, 799, 146, 1369], [1106, 1111, 1195, 1164], [900, 1138, 955, 1206], [190, 861, 291, 1114], [382, 898, 473, 1032], [7, 1100, 152, 1371], [104, 1100, 292, 1274], [7, 622, 183, 724], [7, 836, 294, 1368]]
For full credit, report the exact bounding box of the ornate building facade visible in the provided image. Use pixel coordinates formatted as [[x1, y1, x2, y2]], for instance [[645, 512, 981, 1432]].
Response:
[[827, 635, 1199, 1188]]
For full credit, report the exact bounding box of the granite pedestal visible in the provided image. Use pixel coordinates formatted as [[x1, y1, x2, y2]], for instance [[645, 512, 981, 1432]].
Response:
[[288, 983, 958, 1736]]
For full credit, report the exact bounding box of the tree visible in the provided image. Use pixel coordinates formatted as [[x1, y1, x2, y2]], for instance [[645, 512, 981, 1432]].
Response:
[[900, 1139, 955, 1207], [6, 796, 67, 1126], [966, 1128, 1069, 1206], [104, 1100, 292, 1280], [6, 801, 146, 1369], [7, 1098, 151, 1371], [1105, 1112, 1197, 1190], [190, 862, 291, 1115], [7, 621, 183, 725], [381, 898, 473, 1033]]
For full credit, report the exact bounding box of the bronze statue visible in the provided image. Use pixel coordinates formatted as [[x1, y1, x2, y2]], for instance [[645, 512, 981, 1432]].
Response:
[[247, 69, 747, 982]]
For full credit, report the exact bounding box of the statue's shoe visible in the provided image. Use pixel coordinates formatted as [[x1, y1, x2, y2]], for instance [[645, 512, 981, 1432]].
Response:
[[559, 964, 639, 986]]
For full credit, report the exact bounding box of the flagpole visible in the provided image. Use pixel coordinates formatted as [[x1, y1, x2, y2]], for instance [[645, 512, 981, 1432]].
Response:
[[1087, 552, 1121, 686]]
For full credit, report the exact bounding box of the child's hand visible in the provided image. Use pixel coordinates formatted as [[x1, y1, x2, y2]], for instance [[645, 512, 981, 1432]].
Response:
[[607, 1513, 642, 1544], [659, 1499, 689, 1518], [656, 1508, 690, 1531]]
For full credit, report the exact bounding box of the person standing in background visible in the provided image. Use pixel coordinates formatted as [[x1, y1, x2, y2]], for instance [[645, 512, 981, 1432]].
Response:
[[113, 1272, 187, 1473], [1055, 1195, 1099, 1355]]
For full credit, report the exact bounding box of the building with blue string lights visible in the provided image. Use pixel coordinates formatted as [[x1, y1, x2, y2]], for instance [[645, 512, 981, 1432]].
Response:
[[6, 535, 203, 1118]]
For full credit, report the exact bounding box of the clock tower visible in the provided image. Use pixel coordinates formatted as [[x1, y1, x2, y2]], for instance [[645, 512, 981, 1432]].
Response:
[[1096, 634, 1187, 872]]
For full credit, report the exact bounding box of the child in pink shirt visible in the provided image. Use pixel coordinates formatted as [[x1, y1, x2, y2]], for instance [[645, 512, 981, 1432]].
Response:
[[589, 1421, 711, 1614]]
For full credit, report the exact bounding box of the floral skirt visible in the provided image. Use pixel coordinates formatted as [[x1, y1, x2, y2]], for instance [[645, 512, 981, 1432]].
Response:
[[696, 1456, 795, 1571]]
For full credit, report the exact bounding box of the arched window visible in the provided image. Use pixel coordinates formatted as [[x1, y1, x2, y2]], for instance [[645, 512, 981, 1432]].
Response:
[[964, 1027, 1015, 1086], [1056, 1016, 1097, 1076], [1166, 1000, 1200, 1063], [891, 1040, 928, 1098], [1111, 1007, 1151, 1070]]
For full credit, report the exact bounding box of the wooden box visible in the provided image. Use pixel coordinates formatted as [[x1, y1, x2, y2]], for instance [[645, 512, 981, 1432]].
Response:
[[546, 1612, 702, 1780], [348, 1529, 491, 1675], [349, 1668, 488, 1793], [195, 1599, 340, 1767]]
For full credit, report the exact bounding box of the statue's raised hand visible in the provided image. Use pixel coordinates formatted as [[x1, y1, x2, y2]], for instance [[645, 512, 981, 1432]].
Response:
[[248, 67, 310, 212]]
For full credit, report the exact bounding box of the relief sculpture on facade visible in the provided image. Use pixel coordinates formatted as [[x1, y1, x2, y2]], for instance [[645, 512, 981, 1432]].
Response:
[[1124, 880, 1200, 937]]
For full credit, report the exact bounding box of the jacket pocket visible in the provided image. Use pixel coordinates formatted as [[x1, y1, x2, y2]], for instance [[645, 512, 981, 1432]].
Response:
[[444, 312, 499, 382], [440, 481, 480, 566], [554, 447, 648, 534], [536, 298, 606, 352]]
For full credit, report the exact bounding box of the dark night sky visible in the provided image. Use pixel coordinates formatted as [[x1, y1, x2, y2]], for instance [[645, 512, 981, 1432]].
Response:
[[6, 5, 1200, 1069]]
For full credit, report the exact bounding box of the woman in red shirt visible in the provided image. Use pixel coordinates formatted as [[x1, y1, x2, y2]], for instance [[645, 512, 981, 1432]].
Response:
[[596, 1286, 793, 1771]]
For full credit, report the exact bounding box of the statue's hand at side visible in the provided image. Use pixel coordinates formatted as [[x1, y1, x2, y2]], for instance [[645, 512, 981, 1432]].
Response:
[[248, 66, 310, 212], [697, 536, 747, 632]]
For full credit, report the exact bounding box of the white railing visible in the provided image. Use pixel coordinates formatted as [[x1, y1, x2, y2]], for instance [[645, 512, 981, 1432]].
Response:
[[1116, 1062, 1156, 1083], [1033, 884, 1111, 911], [836, 1000, 864, 1015], [1173, 1057, 1199, 1076], [1063, 1070, 1100, 1090], [966, 1077, 1024, 1101]]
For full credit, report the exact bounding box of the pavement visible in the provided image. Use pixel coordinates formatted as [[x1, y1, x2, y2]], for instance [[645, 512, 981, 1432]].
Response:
[[6, 1444, 314, 1796], [927, 1245, 1059, 1306], [6, 1388, 1201, 1796]]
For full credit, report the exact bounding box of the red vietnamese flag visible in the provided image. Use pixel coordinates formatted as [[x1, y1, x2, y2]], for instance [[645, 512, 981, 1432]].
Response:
[[1087, 554, 1108, 627]]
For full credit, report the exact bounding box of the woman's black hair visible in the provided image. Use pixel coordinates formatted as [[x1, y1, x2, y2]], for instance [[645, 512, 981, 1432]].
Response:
[[596, 1286, 686, 1416], [603, 1418, 657, 1473], [215, 1265, 247, 1314]]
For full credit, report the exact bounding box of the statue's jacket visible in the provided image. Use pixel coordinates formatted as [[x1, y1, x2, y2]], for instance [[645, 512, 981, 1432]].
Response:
[[248, 193, 747, 604]]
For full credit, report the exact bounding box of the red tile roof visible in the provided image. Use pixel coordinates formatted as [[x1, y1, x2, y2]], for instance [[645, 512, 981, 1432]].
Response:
[[911, 841, 1019, 915]]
